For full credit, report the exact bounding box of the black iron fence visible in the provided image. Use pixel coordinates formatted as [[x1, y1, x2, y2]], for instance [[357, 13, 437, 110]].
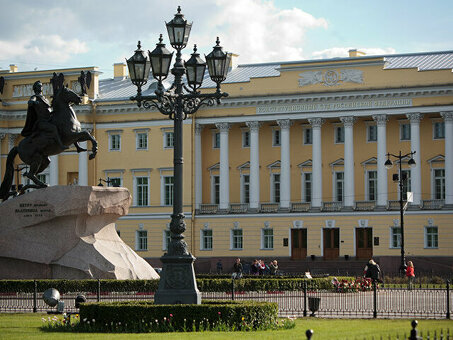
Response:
[[0, 280, 451, 319]]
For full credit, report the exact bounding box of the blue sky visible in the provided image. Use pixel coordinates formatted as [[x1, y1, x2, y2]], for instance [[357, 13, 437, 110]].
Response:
[[0, 0, 452, 79]]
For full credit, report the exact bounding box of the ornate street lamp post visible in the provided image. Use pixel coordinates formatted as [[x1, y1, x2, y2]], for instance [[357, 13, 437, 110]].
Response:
[[384, 151, 416, 275], [127, 6, 230, 304]]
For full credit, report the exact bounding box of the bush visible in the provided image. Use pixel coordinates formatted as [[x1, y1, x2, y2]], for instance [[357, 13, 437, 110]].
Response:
[[68, 300, 279, 332], [0, 277, 334, 293]]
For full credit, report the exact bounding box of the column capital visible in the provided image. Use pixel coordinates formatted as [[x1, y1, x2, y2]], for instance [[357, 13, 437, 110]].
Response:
[[245, 121, 262, 132], [215, 122, 231, 132], [195, 123, 204, 135], [372, 114, 388, 126], [0, 133, 6, 140], [340, 116, 356, 127], [406, 112, 423, 123], [308, 117, 325, 128], [277, 119, 293, 129], [440, 111, 453, 122]]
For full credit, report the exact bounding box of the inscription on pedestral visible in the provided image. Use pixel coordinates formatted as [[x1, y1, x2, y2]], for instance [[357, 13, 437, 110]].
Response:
[[14, 202, 53, 218]]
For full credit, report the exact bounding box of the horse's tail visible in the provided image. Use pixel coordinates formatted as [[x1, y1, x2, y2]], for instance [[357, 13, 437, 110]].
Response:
[[0, 146, 18, 201]]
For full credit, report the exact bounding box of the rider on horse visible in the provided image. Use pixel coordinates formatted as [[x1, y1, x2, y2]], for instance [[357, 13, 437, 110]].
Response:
[[21, 80, 68, 151]]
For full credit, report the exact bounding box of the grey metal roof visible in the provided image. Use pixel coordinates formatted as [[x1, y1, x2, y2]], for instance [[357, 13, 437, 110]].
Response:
[[97, 50, 453, 101], [384, 51, 453, 71]]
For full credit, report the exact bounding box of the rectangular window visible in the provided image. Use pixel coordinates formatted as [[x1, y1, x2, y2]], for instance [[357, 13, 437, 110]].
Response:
[[242, 174, 250, 204], [433, 121, 445, 139], [37, 174, 48, 185], [425, 226, 438, 248], [272, 173, 280, 203], [136, 230, 148, 251], [136, 132, 148, 150], [108, 177, 121, 187], [110, 134, 121, 151], [212, 175, 220, 204], [242, 130, 250, 147], [163, 229, 171, 251], [231, 229, 243, 250], [135, 176, 149, 206], [273, 128, 281, 146], [262, 228, 274, 249], [303, 172, 312, 202], [400, 123, 411, 141], [367, 171, 377, 201], [303, 128, 312, 145], [164, 131, 174, 148], [201, 229, 213, 250], [335, 172, 344, 202], [213, 132, 220, 149], [391, 227, 401, 248], [433, 169, 445, 199], [335, 126, 344, 143], [401, 170, 411, 201], [367, 125, 377, 142], [164, 176, 174, 206]]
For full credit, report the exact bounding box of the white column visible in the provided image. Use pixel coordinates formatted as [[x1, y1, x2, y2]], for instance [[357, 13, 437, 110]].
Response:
[[373, 114, 388, 206], [441, 112, 453, 205], [340, 116, 356, 207], [246, 121, 261, 210], [216, 122, 230, 210], [78, 141, 88, 186], [308, 118, 324, 208], [49, 155, 59, 186], [277, 119, 292, 209], [407, 113, 423, 205], [194, 124, 203, 210]]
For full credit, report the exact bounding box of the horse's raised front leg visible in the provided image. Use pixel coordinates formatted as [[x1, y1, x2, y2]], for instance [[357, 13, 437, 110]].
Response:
[[74, 130, 98, 160]]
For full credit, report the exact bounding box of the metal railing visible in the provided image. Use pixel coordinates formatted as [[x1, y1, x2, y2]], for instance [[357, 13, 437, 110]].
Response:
[[354, 200, 376, 211], [321, 201, 343, 212], [1, 280, 451, 319], [420, 199, 445, 210]]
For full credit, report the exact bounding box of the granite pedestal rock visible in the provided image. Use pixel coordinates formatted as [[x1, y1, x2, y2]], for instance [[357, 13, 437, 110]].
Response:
[[0, 186, 159, 279]]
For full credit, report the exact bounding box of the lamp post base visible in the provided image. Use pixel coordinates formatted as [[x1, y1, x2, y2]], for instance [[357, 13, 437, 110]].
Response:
[[154, 253, 201, 305]]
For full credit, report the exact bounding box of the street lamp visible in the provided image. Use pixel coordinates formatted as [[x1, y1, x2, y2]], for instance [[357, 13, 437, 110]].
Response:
[[384, 150, 416, 275], [127, 6, 230, 305]]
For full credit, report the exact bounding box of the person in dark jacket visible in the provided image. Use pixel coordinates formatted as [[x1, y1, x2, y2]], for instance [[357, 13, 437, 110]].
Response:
[[364, 259, 381, 283]]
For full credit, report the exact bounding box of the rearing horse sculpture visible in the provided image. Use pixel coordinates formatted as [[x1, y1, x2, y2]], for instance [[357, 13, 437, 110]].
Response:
[[0, 85, 97, 200]]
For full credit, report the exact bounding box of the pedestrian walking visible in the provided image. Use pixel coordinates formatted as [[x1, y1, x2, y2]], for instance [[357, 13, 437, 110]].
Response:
[[406, 261, 415, 290]]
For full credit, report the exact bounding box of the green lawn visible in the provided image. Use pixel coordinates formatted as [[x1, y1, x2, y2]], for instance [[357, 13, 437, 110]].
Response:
[[0, 313, 452, 340]]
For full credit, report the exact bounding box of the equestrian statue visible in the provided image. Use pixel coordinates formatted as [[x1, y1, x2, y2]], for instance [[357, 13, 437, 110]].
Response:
[[0, 73, 97, 201]]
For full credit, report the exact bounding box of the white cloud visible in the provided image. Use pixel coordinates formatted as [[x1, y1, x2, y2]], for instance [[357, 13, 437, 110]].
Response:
[[311, 47, 397, 59], [192, 0, 328, 63]]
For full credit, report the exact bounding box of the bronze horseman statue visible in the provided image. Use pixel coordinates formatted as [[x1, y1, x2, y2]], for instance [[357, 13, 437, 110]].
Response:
[[0, 73, 98, 200]]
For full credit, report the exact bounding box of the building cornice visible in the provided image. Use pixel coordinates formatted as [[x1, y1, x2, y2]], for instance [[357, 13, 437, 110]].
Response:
[[216, 85, 453, 109]]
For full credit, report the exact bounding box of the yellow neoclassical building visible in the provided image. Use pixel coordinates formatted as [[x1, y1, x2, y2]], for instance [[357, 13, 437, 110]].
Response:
[[1, 49, 452, 275]]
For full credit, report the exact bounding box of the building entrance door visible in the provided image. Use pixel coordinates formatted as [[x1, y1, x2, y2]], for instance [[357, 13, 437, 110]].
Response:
[[291, 228, 307, 260], [356, 228, 373, 259], [323, 228, 339, 260]]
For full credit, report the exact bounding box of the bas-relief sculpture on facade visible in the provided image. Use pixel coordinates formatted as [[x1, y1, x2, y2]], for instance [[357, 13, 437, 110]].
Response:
[[298, 69, 363, 87], [0, 186, 159, 279]]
